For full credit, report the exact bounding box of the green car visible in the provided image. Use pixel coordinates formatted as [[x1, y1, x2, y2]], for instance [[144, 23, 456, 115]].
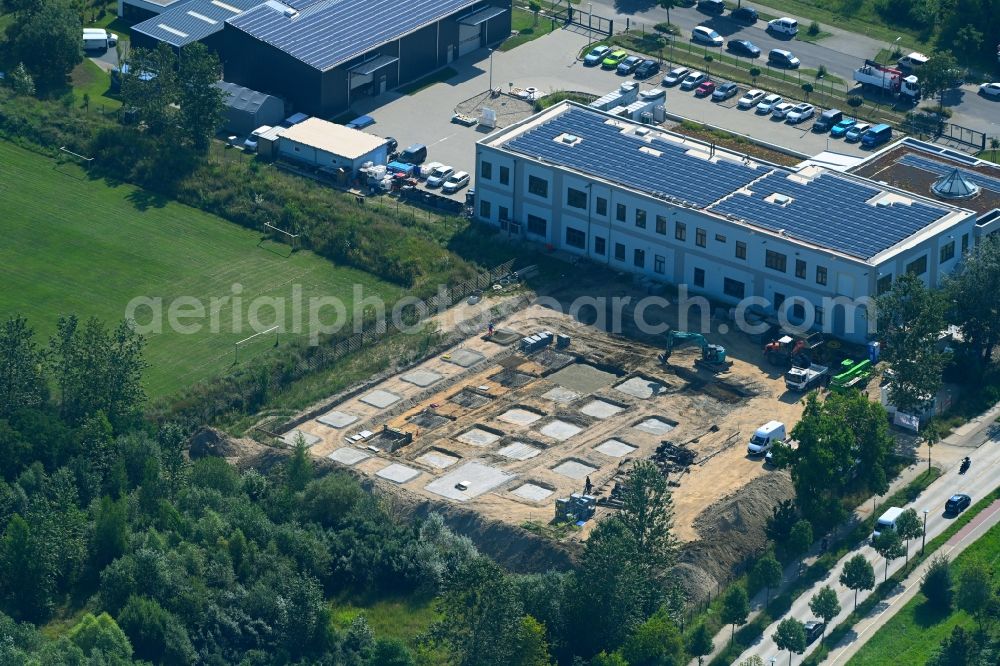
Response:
[[601, 49, 628, 69]]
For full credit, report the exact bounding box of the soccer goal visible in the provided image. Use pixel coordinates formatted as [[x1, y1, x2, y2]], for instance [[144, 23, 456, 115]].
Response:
[[264, 221, 301, 251], [233, 326, 279, 365], [59, 146, 94, 168]]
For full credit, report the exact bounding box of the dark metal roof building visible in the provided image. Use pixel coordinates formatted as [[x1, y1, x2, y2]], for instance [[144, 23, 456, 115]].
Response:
[[130, 0, 261, 50], [215, 81, 286, 134]]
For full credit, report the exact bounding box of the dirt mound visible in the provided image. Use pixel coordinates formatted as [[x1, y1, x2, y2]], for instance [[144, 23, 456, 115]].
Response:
[[674, 470, 794, 605], [188, 427, 239, 458]]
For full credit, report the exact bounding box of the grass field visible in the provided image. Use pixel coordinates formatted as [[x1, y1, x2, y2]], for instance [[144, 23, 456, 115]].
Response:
[[848, 521, 1000, 665], [0, 140, 403, 398]]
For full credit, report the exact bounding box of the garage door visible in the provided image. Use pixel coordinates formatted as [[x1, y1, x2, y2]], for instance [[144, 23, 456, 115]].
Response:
[[458, 23, 480, 56]]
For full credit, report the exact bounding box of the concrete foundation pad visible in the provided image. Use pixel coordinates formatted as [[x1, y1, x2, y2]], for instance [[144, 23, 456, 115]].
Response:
[[401, 369, 443, 387], [498, 408, 544, 426], [512, 483, 554, 502], [579, 399, 625, 419], [316, 410, 359, 429], [360, 389, 402, 408], [633, 417, 677, 435], [444, 348, 486, 368], [281, 429, 321, 447], [548, 363, 617, 394], [456, 427, 502, 447], [614, 376, 667, 399], [542, 387, 580, 404], [376, 463, 422, 484], [328, 447, 372, 466], [539, 419, 583, 441], [498, 441, 542, 460], [595, 439, 638, 457], [552, 460, 597, 480], [417, 451, 460, 468], [424, 461, 515, 501]]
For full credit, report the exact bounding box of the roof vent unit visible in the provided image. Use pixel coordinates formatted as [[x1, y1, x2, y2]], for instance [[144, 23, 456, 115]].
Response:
[[283, 7, 298, 16], [635, 127, 650, 137], [765, 193, 793, 207], [556, 133, 581, 146]]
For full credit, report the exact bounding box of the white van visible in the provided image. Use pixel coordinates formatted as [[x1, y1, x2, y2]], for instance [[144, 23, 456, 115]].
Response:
[[768, 17, 798, 35], [872, 506, 904, 541], [748, 421, 786, 456], [898, 52, 928, 71]]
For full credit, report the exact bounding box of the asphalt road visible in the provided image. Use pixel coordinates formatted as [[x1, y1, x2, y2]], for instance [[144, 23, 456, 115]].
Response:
[[584, 0, 999, 135], [736, 433, 1000, 664]]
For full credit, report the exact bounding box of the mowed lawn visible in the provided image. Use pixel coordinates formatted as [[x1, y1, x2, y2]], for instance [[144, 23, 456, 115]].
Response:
[[0, 141, 403, 398], [848, 521, 1000, 665]]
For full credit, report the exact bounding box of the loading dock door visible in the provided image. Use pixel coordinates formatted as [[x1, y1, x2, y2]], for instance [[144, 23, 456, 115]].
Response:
[[458, 22, 479, 55], [458, 6, 508, 55]]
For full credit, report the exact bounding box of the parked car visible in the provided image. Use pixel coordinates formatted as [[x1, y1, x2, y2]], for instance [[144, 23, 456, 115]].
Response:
[[697, 0, 726, 14], [844, 122, 870, 141], [418, 161, 444, 179], [680, 71, 709, 90], [399, 143, 427, 164], [695, 80, 717, 97], [812, 108, 843, 132], [768, 48, 800, 68], [767, 17, 798, 35], [804, 621, 825, 645], [786, 103, 815, 123], [731, 5, 758, 22], [583, 44, 612, 66], [829, 118, 857, 137], [945, 494, 971, 516], [662, 66, 691, 86], [692, 26, 724, 46], [601, 49, 628, 69], [738, 89, 766, 108], [617, 55, 643, 75], [728, 39, 761, 58], [634, 59, 661, 79], [771, 102, 795, 118], [756, 93, 782, 113], [712, 82, 739, 101], [441, 171, 470, 194], [861, 123, 893, 147], [425, 165, 454, 187], [980, 82, 1000, 98]]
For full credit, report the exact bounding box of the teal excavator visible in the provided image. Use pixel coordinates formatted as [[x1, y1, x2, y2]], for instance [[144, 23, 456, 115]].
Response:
[[658, 331, 731, 371]]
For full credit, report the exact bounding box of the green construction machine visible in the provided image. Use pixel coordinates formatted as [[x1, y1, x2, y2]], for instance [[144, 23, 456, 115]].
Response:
[[659, 331, 731, 372], [828, 358, 875, 392]]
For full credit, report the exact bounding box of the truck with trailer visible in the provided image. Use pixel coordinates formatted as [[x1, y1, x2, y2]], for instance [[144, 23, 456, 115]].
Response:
[[853, 60, 920, 101], [784, 363, 829, 391]]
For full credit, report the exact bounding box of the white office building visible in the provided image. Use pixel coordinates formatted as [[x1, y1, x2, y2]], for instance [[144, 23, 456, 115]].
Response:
[[473, 102, 980, 342]]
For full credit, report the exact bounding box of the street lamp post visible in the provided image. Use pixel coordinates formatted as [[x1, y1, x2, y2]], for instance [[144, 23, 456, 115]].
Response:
[[488, 48, 494, 92], [922, 508, 929, 554], [588, 2, 593, 43]]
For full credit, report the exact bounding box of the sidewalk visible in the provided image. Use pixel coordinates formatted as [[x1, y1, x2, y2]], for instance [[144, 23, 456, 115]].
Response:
[[826, 500, 1000, 664]]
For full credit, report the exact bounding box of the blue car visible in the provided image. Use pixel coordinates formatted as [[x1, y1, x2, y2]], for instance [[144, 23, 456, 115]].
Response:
[[829, 118, 857, 138], [583, 44, 611, 66]]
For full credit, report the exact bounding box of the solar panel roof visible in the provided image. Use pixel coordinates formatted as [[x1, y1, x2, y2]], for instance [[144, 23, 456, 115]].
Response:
[[898, 153, 1000, 195], [500, 105, 956, 260], [227, 0, 480, 71], [132, 0, 259, 46]]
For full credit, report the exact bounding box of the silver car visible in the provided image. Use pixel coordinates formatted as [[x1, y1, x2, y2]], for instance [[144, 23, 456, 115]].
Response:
[[425, 165, 454, 188], [770, 101, 795, 118], [785, 103, 815, 124], [442, 171, 470, 193], [680, 71, 709, 90], [662, 66, 690, 86], [756, 93, 782, 113]]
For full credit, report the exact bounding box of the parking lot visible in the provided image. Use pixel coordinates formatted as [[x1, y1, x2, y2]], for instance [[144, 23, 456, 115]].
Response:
[[347, 27, 876, 199]]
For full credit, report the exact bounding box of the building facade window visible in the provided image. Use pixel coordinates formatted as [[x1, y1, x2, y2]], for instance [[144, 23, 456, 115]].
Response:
[[795, 259, 807, 279], [962, 233, 969, 254], [566, 227, 585, 249], [815, 307, 824, 325], [906, 255, 927, 276], [715, 233, 727, 243], [695, 228, 706, 247], [774, 292, 785, 311], [693, 267, 705, 288], [567, 187, 587, 209], [815, 265, 827, 285], [615, 243, 626, 261], [527, 215, 547, 237], [655, 215, 667, 235], [499, 205, 509, 222], [528, 175, 548, 198], [616, 203, 627, 222], [654, 254, 665, 274], [940, 241, 955, 263], [735, 241, 747, 260], [499, 166, 510, 185], [877, 274, 893, 295], [634, 249, 645, 268], [594, 236, 606, 255], [675, 221, 686, 241], [723, 278, 745, 299], [635, 209, 647, 229], [791, 302, 806, 321], [765, 250, 787, 272], [481, 161, 492, 180], [479, 199, 491, 219], [596, 197, 608, 216]]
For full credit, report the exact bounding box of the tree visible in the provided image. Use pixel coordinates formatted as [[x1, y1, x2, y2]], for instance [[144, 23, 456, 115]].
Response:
[[116, 596, 196, 666], [750, 67, 761, 84], [738, 658, 766, 666], [875, 273, 948, 415], [371, 638, 416, 666], [620, 608, 685, 666], [773, 618, 806, 666], [918, 51, 959, 111], [528, 0, 540, 25], [991, 137, 999, 163], [658, 0, 678, 25], [873, 530, 906, 582], [590, 653, 629, 666], [801, 82, 813, 100], [9, 62, 35, 96], [177, 42, 225, 151], [68, 612, 133, 660], [895, 508, 923, 564], [720, 585, 750, 645], [920, 556, 953, 611], [618, 460, 677, 580], [4, 0, 81, 89], [946, 234, 1000, 364], [686, 623, 714, 665], [766, 499, 798, 544], [921, 421, 943, 473], [0, 315, 47, 416], [840, 554, 876, 610], [929, 624, 979, 666], [951, 24, 982, 59], [788, 519, 814, 568], [956, 559, 992, 631], [92, 495, 128, 569], [286, 433, 314, 492], [514, 616, 553, 666], [0, 514, 56, 621], [808, 586, 841, 642], [750, 553, 783, 606]]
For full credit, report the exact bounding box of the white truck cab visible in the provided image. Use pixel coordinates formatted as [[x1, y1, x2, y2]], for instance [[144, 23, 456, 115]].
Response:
[[748, 421, 786, 455]]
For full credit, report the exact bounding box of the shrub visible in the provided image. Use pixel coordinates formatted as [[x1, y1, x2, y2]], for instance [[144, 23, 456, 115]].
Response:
[[920, 556, 953, 611], [848, 95, 864, 108], [808, 20, 821, 36], [816, 64, 828, 79]]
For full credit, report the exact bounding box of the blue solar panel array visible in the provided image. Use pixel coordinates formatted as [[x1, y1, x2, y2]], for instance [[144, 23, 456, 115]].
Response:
[[712, 171, 951, 258], [504, 107, 773, 209], [898, 153, 1000, 195], [228, 0, 479, 70]]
